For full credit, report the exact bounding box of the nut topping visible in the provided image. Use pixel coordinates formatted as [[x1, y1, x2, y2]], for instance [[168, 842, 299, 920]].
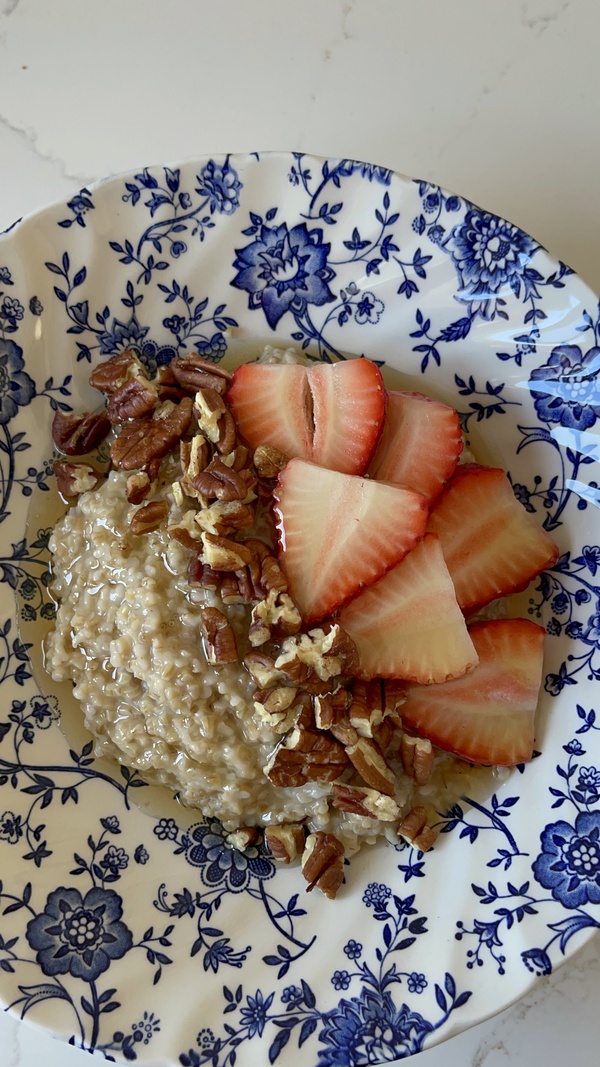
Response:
[[345, 736, 397, 796], [348, 680, 385, 738], [201, 532, 253, 572], [191, 458, 250, 502], [397, 806, 438, 852], [254, 686, 302, 734], [89, 350, 142, 395], [129, 499, 168, 535], [275, 624, 358, 684], [264, 725, 348, 787], [107, 376, 158, 423], [331, 783, 401, 821], [225, 826, 260, 851], [400, 734, 435, 786], [53, 461, 101, 498], [52, 410, 111, 456], [193, 387, 227, 443], [249, 590, 302, 647], [314, 687, 352, 730], [264, 823, 306, 864], [111, 397, 193, 470], [243, 652, 283, 689], [170, 353, 232, 395], [199, 607, 238, 664], [301, 831, 345, 899], [253, 443, 288, 479]]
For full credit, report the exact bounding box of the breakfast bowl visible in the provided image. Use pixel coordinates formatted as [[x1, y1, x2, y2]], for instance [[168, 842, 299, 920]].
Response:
[[0, 152, 598, 1066]]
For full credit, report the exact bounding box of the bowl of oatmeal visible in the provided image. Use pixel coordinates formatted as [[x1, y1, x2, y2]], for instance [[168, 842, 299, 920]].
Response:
[[0, 153, 598, 1066]]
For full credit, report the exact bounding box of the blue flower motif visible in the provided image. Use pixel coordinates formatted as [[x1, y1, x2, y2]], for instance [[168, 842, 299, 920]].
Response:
[[232, 221, 336, 329], [136, 339, 178, 375], [529, 344, 600, 431], [134, 844, 149, 865], [332, 969, 351, 990], [196, 160, 242, 216], [0, 810, 22, 844], [154, 817, 179, 841], [0, 338, 36, 424], [521, 947, 552, 976], [343, 939, 363, 960], [98, 315, 149, 357], [532, 811, 600, 908], [354, 292, 384, 325], [239, 990, 272, 1038], [281, 984, 302, 1003], [1, 295, 25, 326], [101, 816, 121, 834], [67, 192, 94, 218], [407, 972, 427, 994], [362, 882, 391, 910], [26, 885, 133, 981], [577, 767, 600, 794], [182, 820, 274, 891], [197, 332, 227, 362], [100, 845, 129, 877], [448, 208, 534, 311], [0, 266, 12, 284], [30, 697, 59, 729], [428, 224, 445, 245], [318, 989, 434, 1065], [547, 618, 562, 636], [564, 739, 584, 756], [29, 295, 43, 316], [163, 314, 186, 335], [424, 192, 440, 213]]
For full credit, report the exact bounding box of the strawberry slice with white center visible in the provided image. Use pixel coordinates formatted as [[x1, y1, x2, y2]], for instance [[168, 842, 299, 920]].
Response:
[[400, 618, 546, 765], [368, 390, 463, 503], [426, 463, 559, 613], [274, 458, 428, 622], [339, 534, 478, 684], [228, 358, 385, 474]]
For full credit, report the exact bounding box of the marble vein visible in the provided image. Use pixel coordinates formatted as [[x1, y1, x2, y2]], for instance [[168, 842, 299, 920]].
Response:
[[0, 109, 93, 186]]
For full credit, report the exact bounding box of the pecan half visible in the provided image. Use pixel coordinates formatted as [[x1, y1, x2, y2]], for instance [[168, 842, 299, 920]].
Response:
[[191, 458, 250, 502], [345, 736, 397, 796], [301, 831, 345, 899], [53, 461, 101, 497], [331, 783, 401, 821], [253, 443, 288, 479], [129, 499, 168, 535], [111, 397, 193, 470], [194, 500, 254, 536], [89, 349, 141, 395], [107, 376, 157, 423], [52, 410, 111, 456], [201, 532, 253, 572], [264, 726, 348, 787], [397, 806, 438, 852], [243, 652, 283, 689], [216, 409, 237, 455], [314, 687, 352, 730], [264, 824, 306, 864], [400, 734, 435, 786], [220, 573, 245, 605], [188, 557, 220, 590], [170, 353, 232, 395], [199, 607, 238, 664]]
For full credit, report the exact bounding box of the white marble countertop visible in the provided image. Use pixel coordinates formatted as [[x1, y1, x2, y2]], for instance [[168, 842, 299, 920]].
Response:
[[0, 1, 598, 1064]]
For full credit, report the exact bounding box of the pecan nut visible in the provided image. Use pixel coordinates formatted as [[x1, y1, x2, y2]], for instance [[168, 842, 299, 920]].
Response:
[[345, 736, 397, 796], [397, 806, 438, 852], [314, 687, 352, 730], [129, 499, 168, 535], [275, 624, 358, 684], [242, 652, 283, 689], [254, 686, 301, 734], [249, 590, 302, 647], [170, 353, 232, 395], [301, 831, 345, 899], [264, 725, 348, 786], [53, 461, 101, 497], [191, 458, 251, 502], [400, 734, 435, 786], [264, 823, 306, 864], [111, 397, 193, 470], [187, 557, 220, 590], [89, 350, 142, 395], [331, 783, 401, 822], [253, 443, 288, 479], [201, 532, 253, 571], [199, 607, 238, 664], [225, 827, 260, 851], [348, 680, 385, 738], [52, 410, 111, 456], [107, 376, 157, 423]]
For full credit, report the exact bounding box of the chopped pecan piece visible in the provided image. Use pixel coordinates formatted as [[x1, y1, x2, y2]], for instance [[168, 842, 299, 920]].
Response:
[[220, 573, 245, 605], [397, 806, 438, 852], [314, 687, 352, 730], [194, 500, 254, 536], [199, 607, 238, 664], [348, 680, 385, 738], [383, 680, 406, 722], [243, 652, 283, 689], [254, 686, 301, 734], [264, 726, 348, 787], [52, 410, 111, 456], [180, 434, 210, 497], [156, 364, 187, 403], [191, 458, 250, 501], [170, 353, 232, 395], [129, 499, 168, 535], [188, 557, 220, 590], [216, 408, 236, 455], [345, 736, 397, 796], [253, 443, 288, 479], [249, 590, 302, 647], [264, 824, 306, 864], [89, 350, 141, 395], [301, 831, 345, 899], [53, 461, 101, 498], [107, 376, 158, 423], [331, 783, 401, 822], [260, 554, 288, 594], [223, 444, 250, 471], [275, 624, 358, 683], [110, 397, 193, 470], [201, 532, 253, 571], [400, 734, 435, 786], [329, 718, 359, 747], [193, 387, 227, 443], [167, 509, 203, 549], [225, 827, 260, 851], [126, 470, 152, 504]]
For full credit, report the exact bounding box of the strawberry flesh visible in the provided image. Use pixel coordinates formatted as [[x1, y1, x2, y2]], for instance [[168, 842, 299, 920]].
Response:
[[274, 458, 428, 622], [426, 463, 559, 613], [339, 533, 478, 684], [228, 358, 385, 474], [369, 390, 463, 502], [400, 618, 546, 765]]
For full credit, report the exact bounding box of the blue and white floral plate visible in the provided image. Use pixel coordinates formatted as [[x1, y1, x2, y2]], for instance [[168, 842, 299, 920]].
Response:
[[0, 152, 599, 1066]]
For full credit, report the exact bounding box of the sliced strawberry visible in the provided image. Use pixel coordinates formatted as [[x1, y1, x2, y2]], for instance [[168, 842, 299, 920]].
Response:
[[368, 390, 463, 502], [426, 463, 559, 613], [274, 458, 428, 622], [400, 619, 546, 765], [339, 534, 478, 684], [228, 359, 385, 474]]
